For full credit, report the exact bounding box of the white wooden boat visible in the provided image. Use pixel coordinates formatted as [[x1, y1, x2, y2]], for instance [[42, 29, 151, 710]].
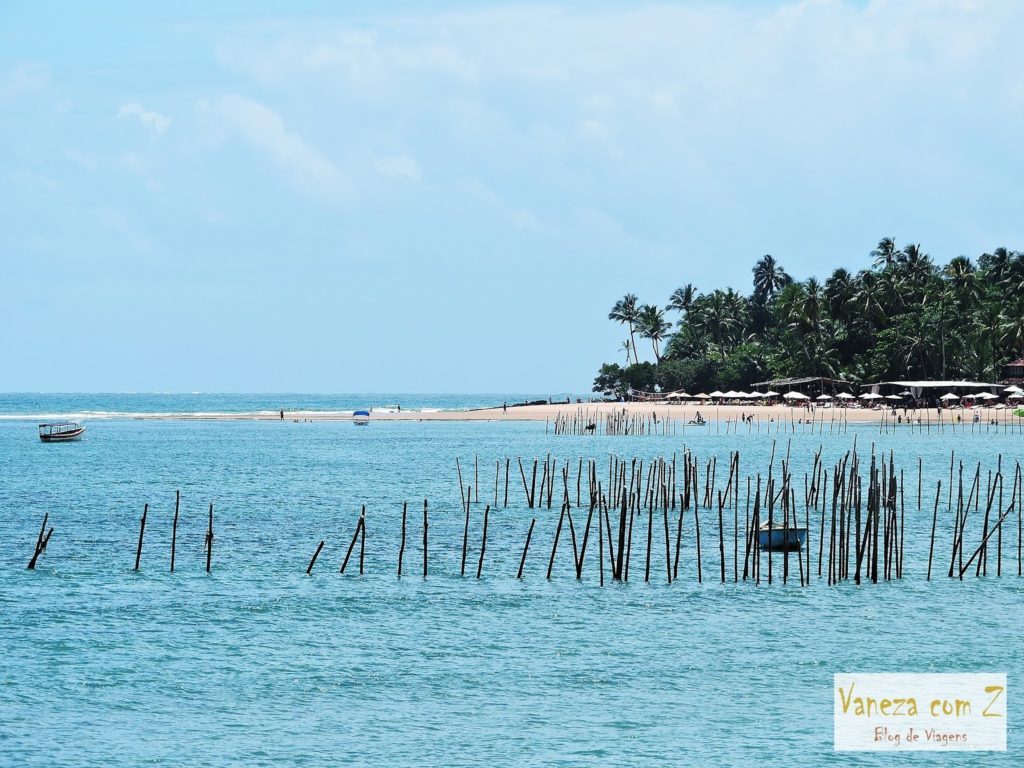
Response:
[[39, 421, 85, 442]]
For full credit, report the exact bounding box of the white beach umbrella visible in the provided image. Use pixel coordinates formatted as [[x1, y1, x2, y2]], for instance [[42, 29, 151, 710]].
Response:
[[764, 391, 780, 397], [939, 393, 960, 401], [884, 394, 902, 400], [975, 392, 998, 400], [816, 394, 832, 400], [734, 391, 750, 398], [836, 392, 855, 399], [723, 390, 739, 398], [747, 391, 765, 398], [695, 393, 711, 400], [1008, 392, 1024, 399], [709, 390, 725, 398], [1004, 385, 1023, 393], [859, 393, 883, 400], [783, 391, 809, 400], [666, 391, 687, 400]]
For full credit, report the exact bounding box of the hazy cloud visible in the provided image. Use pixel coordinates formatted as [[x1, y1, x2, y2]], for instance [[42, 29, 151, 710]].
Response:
[[0, 61, 50, 102], [216, 94, 348, 199], [118, 102, 171, 136], [372, 154, 421, 182]]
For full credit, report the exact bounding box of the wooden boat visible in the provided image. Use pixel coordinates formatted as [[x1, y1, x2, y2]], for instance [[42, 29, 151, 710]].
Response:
[[352, 410, 370, 426], [757, 523, 807, 552], [39, 421, 85, 442]]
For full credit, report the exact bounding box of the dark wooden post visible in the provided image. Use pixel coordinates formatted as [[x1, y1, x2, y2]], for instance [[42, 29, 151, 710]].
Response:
[[307, 540, 325, 575], [135, 503, 148, 571], [205, 502, 214, 573], [398, 501, 407, 577], [170, 490, 179, 573]]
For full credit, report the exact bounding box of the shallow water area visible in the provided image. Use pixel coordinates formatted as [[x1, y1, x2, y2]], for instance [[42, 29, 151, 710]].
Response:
[[1, 397, 1021, 766]]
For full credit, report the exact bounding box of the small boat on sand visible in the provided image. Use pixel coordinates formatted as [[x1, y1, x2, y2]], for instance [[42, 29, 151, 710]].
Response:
[[39, 421, 85, 442], [758, 523, 807, 552]]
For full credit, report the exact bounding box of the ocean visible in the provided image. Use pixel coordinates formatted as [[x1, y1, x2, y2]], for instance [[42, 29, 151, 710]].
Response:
[[1, 394, 1020, 765]]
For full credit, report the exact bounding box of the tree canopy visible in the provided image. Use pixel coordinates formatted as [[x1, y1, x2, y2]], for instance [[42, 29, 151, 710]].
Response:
[[594, 239, 1024, 398]]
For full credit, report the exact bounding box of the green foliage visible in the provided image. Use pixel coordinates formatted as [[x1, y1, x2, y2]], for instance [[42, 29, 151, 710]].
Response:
[[596, 241, 1024, 394]]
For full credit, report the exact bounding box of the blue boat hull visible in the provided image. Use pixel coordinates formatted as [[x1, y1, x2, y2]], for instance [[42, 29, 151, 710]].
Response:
[[758, 527, 807, 552]]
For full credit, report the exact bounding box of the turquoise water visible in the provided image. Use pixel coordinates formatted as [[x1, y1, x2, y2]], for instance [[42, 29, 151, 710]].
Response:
[[1, 396, 1021, 766]]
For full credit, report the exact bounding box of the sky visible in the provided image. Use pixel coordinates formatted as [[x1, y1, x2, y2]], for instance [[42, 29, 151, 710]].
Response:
[[2, 0, 1022, 393]]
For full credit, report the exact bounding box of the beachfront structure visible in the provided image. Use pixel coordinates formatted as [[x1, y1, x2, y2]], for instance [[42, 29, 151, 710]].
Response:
[[749, 376, 851, 398], [864, 380, 1001, 400], [1000, 358, 1024, 384]]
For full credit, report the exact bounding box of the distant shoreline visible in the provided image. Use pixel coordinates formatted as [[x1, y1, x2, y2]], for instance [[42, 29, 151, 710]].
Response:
[[0, 401, 1004, 425]]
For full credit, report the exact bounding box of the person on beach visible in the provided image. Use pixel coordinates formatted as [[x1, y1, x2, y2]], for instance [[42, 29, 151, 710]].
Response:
[[503, 402, 507, 414], [280, 409, 284, 420]]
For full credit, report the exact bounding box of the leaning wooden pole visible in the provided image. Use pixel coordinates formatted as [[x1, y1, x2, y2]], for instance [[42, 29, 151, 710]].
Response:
[[476, 505, 490, 579], [307, 540, 325, 575], [134, 503, 148, 572], [517, 518, 536, 579], [170, 490, 179, 573], [398, 501, 407, 577]]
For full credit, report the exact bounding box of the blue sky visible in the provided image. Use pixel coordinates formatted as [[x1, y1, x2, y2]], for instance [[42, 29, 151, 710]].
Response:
[[2, 0, 1022, 392]]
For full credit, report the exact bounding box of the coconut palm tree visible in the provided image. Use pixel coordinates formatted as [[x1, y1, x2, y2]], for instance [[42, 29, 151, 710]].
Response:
[[637, 304, 671, 363], [752, 255, 791, 303], [608, 294, 640, 364], [666, 284, 698, 321], [871, 237, 898, 270], [619, 339, 633, 364]]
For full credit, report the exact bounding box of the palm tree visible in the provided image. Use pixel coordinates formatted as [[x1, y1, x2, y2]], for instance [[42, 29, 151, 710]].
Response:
[[637, 304, 671, 363], [825, 268, 855, 324], [666, 284, 698, 321], [752, 255, 791, 303], [609, 294, 640, 364], [871, 237, 898, 270], [619, 339, 633, 364]]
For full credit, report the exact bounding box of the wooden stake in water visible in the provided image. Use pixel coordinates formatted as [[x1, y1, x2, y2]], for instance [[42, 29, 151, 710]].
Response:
[[204, 502, 214, 574], [517, 518, 536, 579], [135, 503, 148, 572], [307, 540, 325, 575], [171, 490, 180, 573]]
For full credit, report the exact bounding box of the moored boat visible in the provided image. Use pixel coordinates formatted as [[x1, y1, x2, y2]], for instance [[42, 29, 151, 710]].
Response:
[[39, 421, 85, 442], [353, 410, 370, 425], [757, 523, 807, 552]]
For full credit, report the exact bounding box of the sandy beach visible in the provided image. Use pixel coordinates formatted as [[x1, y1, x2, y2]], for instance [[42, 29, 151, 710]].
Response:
[[118, 401, 983, 424]]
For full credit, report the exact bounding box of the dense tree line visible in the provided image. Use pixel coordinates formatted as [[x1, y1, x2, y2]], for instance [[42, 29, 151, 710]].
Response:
[[594, 239, 1024, 397]]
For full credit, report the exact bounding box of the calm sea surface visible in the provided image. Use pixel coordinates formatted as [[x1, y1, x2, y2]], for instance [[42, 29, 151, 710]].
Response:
[[1, 395, 1021, 766]]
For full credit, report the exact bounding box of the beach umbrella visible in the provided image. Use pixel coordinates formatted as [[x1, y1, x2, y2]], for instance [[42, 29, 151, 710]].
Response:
[[835, 392, 855, 399], [859, 393, 882, 400], [666, 391, 687, 400], [939, 393, 960, 401], [747, 391, 765, 398], [816, 394, 832, 400], [1009, 392, 1024, 399], [723, 390, 739, 398], [884, 394, 902, 400], [734, 391, 750, 398], [1004, 385, 1023, 393], [764, 391, 780, 397], [695, 393, 711, 400], [709, 390, 725, 398], [975, 392, 998, 400], [899, 391, 912, 396], [783, 391, 809, 400]]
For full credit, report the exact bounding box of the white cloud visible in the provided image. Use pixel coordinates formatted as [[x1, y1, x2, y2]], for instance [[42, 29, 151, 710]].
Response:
[[118, 102, 171, 136], [215, 94, 348, 199], [0, 61, 50, 102], [373, 154, 421, 182]]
